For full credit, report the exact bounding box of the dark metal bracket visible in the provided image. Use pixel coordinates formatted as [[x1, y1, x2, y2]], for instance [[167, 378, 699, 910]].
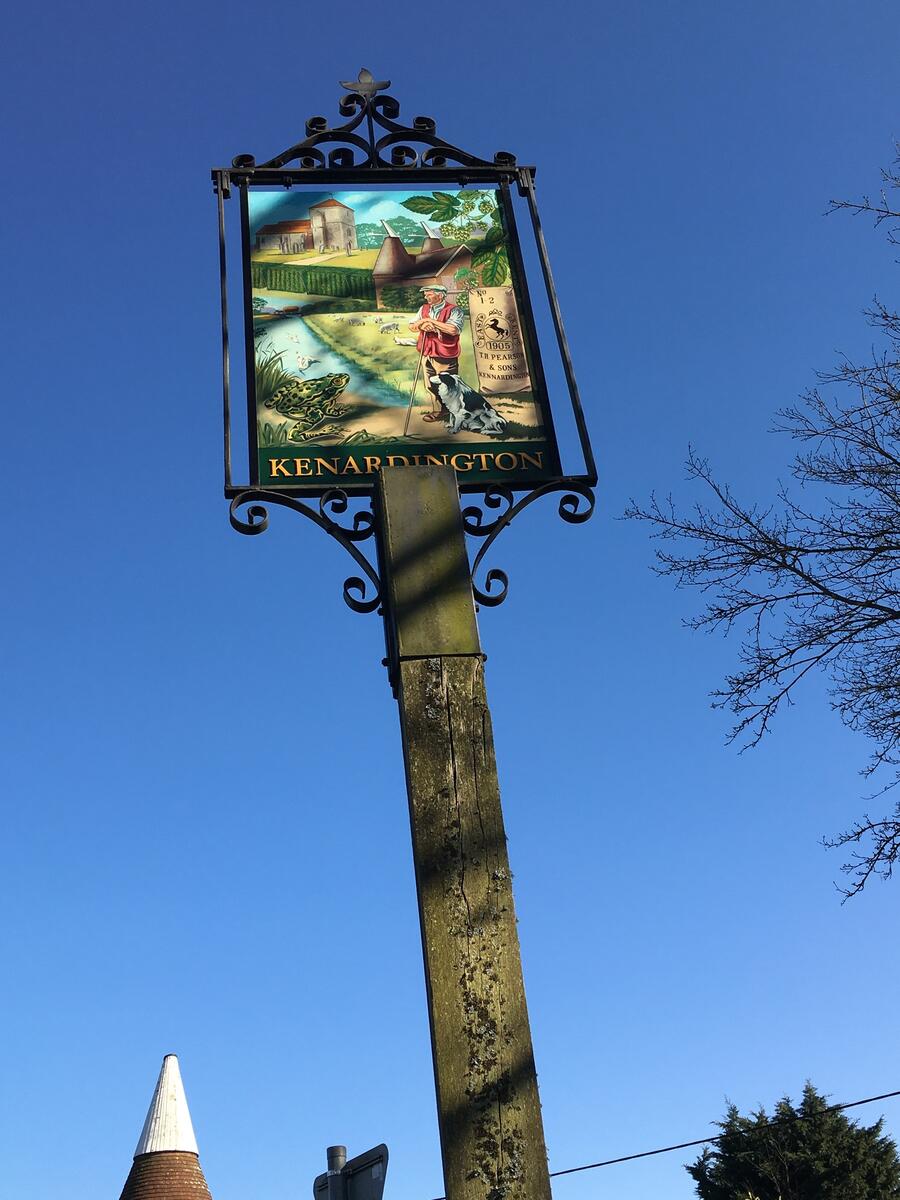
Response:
[[462, 481, 596, 606], [228, 480, 595, 617], [229, 488, 382, 614]]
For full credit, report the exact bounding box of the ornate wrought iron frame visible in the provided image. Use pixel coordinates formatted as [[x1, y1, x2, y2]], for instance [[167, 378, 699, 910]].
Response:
[[218, 71, 596, 617], [235, 172, 564, 494]]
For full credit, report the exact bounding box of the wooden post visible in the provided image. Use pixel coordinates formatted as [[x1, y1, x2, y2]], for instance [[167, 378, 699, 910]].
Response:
[[377, 465, 552, 1200]]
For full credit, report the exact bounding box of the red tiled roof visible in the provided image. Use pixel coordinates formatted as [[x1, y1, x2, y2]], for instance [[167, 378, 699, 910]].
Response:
[[118, 1151, 212, 1200], [309, 198, 351, 210], [257, 220, 312, 235]]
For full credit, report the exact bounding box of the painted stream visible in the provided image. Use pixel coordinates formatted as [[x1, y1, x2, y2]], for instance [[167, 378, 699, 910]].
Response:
[[257, 311, 408, 408]]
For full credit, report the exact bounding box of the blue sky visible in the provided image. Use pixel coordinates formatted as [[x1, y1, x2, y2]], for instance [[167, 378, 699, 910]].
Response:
[[1, 3, 899, 1200]]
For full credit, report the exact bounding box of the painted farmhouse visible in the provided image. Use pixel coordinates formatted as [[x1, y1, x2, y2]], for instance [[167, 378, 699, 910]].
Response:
[[255, 199, 358, 254]]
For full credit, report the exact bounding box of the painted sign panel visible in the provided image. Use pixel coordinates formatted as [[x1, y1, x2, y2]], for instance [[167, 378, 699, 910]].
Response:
[[245, 186, 560, 488]]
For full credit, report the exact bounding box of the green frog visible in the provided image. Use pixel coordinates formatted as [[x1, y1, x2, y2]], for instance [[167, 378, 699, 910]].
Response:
[[265, 373, 351, 442]]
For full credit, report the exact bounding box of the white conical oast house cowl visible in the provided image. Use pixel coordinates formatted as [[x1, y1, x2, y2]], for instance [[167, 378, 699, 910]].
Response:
[[135, 1055, 200, 1156], [117, 1055, 213, 1200]]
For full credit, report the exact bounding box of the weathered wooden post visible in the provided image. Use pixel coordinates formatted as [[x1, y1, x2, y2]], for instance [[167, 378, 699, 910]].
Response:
[[377, 464, 551, 1200], [216, 68, 596, 1200]]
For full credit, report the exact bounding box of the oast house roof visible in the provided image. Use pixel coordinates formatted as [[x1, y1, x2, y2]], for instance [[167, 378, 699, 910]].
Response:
[[373, 243, 471, 283], [117, 1056, 213, 1200]]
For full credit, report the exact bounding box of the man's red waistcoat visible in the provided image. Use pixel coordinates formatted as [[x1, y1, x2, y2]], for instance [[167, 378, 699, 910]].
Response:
[[416, 301, 460, 359]]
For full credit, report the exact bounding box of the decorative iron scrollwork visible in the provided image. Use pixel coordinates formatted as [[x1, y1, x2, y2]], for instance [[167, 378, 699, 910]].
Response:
[[462, 482, 596, 607], [231, 68, 516, 175], [229, 488, 382, 614], [228, 480, 595, 614]]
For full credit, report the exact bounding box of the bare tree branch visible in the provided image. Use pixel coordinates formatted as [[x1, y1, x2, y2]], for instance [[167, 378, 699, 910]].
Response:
[[827, 146, 900, 248], [625, 153, 900, 897]]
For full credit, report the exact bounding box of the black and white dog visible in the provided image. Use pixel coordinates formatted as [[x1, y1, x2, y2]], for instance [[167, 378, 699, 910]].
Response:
[[431, 372, 508, 436]]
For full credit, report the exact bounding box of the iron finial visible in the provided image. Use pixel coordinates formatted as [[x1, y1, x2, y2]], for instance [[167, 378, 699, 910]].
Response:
[[340, 68, 391, 98]]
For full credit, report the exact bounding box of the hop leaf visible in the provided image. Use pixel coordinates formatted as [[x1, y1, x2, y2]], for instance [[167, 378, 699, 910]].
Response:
[[401, 195, 441, 215], [471, 246, 509, 286], [429, 198, 461, 222]]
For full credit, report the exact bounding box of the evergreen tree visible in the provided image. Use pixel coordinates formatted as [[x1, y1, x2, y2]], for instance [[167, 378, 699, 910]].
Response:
[[687, 1084, 900, 1199]]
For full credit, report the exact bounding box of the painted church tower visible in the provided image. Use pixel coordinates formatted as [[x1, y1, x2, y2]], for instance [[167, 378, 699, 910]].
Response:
[[117, 1055, 213, 1200], [309, 198, 357, 252]]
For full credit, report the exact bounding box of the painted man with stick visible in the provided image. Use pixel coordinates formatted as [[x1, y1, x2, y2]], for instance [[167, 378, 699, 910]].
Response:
[[409, 284, 465, 423]]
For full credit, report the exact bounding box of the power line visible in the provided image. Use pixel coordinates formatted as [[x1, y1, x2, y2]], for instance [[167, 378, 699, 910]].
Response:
[[548, 1087, 900, 1178], [424, 1086, 900, 1198]]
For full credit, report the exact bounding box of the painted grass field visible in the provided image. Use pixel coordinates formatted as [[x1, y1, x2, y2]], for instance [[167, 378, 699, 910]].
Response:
[[304, 311, 546, 440], [251, 248, 320, 264], [304, 311, 479, 400], [250, 248, 382, 269], [251, 293, 548, 446]]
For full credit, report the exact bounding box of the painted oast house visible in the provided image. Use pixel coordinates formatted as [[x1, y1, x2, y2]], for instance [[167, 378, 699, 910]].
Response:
[[117, 1055, 213, 1200], [371, 221, 471, 308]]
